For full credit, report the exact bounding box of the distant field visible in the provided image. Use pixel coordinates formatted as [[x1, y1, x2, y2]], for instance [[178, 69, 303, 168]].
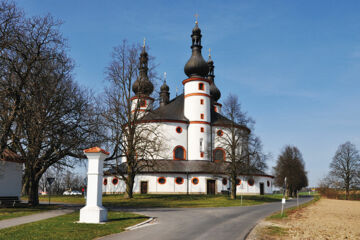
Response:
[[24, 194, 286, 208]]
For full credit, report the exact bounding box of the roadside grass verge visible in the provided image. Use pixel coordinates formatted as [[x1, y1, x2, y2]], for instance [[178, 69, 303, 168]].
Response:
[[263, 225, 288, 236], [0, 204, 59, 221], [267, 194, 320, 220], [0, 211, 147, 240], [30, 194, 284, 208]]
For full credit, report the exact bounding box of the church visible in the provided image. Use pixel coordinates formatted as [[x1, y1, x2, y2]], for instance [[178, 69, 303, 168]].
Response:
[[103, 21, 274, 195]]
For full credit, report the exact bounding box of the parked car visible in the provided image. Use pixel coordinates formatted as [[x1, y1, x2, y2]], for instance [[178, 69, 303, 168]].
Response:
[[63, 190, 71, 195], [70, 190, 82, 196]]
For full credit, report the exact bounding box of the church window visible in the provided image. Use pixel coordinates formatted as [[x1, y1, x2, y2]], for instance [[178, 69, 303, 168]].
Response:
[[198, 83, 204, 90], [267, 181, 270, 187], [112, 177, 119, 185], [173, 146, 186, 160], [200, 114, 204, 119], [140, 99, 146, 107], [236, 179, 241, 186], [213, 148, 225, 162], [103, 178, 108, 185], [158, 177, 166, 184], [217, 130, 223, 137], [222, 178, 227, 185], [192, 177, 199, 185], [175, 177, 184, 185], [200, 127, 204, 132], [248, 178, 255, 186], [200, 99, 204, 105], [176, 126, 182, 134]]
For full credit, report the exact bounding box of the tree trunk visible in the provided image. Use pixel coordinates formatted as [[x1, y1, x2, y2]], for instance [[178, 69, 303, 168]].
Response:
[[230, 175, 237, 199], [28, 176, 39, 206], [345, 185, 349, 200], [124, 174, 134, 199]]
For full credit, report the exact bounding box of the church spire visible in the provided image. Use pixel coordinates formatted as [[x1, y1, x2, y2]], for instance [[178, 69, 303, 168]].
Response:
[[132, 40, 154, 96], [207, 50, 221, 102], [184, 19, 209, 78]]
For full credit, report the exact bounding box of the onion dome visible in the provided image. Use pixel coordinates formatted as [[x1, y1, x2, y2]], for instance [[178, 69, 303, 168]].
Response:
[[160, 73, 170, 106], [160, 81, 169, 92], [207, 54, 221, 102], [132, 44, 154, 96], [184, 21, 209, 78]]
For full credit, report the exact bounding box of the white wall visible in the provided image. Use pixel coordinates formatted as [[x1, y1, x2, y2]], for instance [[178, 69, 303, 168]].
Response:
[[0, 161, 23, 197]]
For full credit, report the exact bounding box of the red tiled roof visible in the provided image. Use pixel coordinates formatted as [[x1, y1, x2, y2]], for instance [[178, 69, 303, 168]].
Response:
[[84, 147, 109, 155], [0, 149, 25, 163]]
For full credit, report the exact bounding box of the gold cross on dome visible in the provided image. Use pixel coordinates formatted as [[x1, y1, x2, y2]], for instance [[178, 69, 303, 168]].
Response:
[[164, 72, 167, 82], [194, 13, 199, 24], [143, 38, 146, 48], [208, 48, 211, 58]]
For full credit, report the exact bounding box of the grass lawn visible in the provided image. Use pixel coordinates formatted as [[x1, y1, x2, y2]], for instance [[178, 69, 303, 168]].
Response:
[[32, 194, 285, 208], [0, 211, 147, 240], [0, 204, 59, 221]]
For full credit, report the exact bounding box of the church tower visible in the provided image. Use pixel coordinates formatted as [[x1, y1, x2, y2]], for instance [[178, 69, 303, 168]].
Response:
[[183, 21, 211, 160], [131, 41, 154, 115], [207, 52, 222, 113]]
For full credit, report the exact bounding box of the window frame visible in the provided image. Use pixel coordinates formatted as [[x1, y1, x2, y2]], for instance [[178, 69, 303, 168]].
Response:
[[175, 177, 184, 185], [173, 145, 186, 160], [176, 126, 182, 134], [112, 177, 119, 185], [198, 83, 204, 90], [213, 147, 226, 162], [158, 177, 166, 184], [192, 177, 199, 185]]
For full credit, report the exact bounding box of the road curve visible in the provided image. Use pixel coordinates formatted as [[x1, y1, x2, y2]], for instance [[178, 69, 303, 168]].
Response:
[[101, 197, 313, 240]]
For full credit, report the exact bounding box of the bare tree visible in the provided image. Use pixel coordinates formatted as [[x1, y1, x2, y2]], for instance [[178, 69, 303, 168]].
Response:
[[273, 145, 308, 197], [329, 141, 360, 200], [217, 94, 268, 199], [102, 40, 164, 198]]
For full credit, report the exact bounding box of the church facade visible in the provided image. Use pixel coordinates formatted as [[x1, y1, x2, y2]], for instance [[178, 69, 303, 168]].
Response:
[[103, 22, 274, 195]]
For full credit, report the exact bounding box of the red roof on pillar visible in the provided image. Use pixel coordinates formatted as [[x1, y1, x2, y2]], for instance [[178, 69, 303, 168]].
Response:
[[84, 147, 109, 155]]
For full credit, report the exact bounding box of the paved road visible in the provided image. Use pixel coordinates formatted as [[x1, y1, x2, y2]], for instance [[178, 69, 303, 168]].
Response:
[[101, 197, 313, 240]]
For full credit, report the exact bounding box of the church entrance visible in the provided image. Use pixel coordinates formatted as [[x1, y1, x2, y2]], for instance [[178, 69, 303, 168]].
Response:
[[207, 180, 215, 195], [141, 181, 148, 194], [259, 182, 264, 195]]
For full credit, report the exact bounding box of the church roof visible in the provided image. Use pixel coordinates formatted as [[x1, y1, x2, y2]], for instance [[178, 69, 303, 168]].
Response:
[[105, 160, 273, 178]]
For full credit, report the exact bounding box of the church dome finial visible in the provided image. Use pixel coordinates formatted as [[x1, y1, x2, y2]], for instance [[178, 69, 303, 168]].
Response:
[[207, 52, 221, 102], [132, 41, 154, 96], [184, 20, 209, 78]]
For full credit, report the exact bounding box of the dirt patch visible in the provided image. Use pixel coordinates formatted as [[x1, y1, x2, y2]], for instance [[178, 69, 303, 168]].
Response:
[[248, 198, 360, 240]]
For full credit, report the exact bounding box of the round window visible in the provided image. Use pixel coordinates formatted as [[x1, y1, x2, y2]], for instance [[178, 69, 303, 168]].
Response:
[[236, 179, 241, 186], [222, 178, 228, 185], [112, 178, 118, 185], [158, 177, 166, 184], [192, 177, 199, 185], [217, 130, 223, 137], [175, 177, 184, 185], [176, 126, 182, 134], [103, 178, 108, 185], [248, 178, 254, 186]]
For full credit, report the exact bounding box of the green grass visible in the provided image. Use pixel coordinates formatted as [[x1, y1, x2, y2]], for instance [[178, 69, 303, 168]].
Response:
[[31, 194, 284, 208], [264, 225, 288, 236], [0, 211, 147, 240], [0, 204, 59, 221], [267, 194, 320, 220]]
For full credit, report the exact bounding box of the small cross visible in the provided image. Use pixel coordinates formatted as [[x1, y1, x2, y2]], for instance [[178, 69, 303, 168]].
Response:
[[194, 13, 199, 24], [143, 38, 146, 48], [164, 72, 167, 82], [176, 87, 178, 96], [208, 48, 211, 58]]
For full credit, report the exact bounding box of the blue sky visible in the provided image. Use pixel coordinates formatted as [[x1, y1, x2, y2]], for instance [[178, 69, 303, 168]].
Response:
[[16, 0, 360, 186]]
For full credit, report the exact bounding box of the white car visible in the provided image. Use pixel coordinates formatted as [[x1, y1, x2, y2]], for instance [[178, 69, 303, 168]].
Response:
[[70, 190, 82, 196], [63, 190, 71, 195]]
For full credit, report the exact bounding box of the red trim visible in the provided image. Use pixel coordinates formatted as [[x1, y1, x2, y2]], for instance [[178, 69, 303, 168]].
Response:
[[198, 83, 204, 90], [112, 177, 119, 185], [130, 96, 154, 101], [158, 177, 166, 184], [131, 109, 147, 113], [173, 145, 186, 160], [217, 130, 223, 137], [236, 179, 241, 186], [175, 177, 184, 185], [84, 147, 110, 155], [103, 178, 108, 185], [214, 102, 222, 107], [139, 119, 188, 124], [140, 99, 147, 107], [190, 121, 210, 125], [214, 106, 218, 112], [184, 93, 210, 98], [213, 147, 226, 162], [192, 177, 199, 185], [176, 126, 183, 134], [200, 152, 204, 158], [182, 77, 211, 85]]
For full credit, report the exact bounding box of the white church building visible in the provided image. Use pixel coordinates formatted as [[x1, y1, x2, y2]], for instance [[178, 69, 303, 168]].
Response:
[[103, 22, 273, 195]]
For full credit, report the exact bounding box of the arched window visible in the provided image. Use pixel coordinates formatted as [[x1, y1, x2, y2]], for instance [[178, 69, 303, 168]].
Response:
[[267, 180, 270, 187], [236, 179, 241, 186], [213, 148, 226, 162], [222, 178, 228, 185], [173, 146, 186, 160], [248, 178, 254, 186]]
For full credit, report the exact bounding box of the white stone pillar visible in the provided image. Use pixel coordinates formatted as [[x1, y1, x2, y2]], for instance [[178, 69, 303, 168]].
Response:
[[79, 147, 109, 223]]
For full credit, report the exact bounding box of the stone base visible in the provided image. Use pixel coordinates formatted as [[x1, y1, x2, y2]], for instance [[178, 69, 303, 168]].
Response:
[[79, 205, 108, 223]]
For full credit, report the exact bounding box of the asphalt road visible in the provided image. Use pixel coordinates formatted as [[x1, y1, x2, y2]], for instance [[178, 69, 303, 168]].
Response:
[[101, 196, 313, 240]]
